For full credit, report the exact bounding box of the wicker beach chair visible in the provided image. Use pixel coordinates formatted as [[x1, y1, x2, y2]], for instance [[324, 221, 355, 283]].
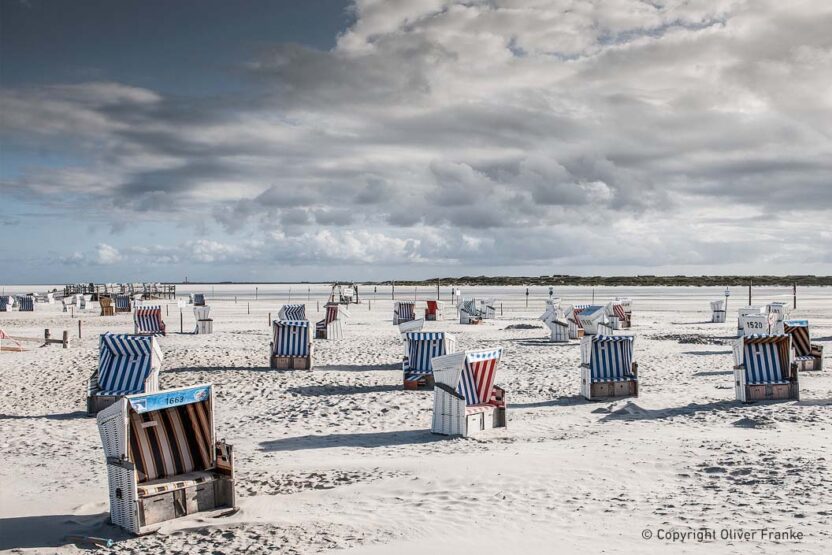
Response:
[[733, 334, 798, 402], [115, 294, 132, 313], [270, 320, 313, 369], [425, 300, 445, 321], [710, 300, 726, 323], [580, 335, 638, 400], [16, 295, 34, 312], [577, 305, 608, 335], [458, 299, 482, 324], [393, 301, 416, 325], [604, 301, 628, 330], [193, 293, 206, 307], [563, 304, 588, 339], [99, 296, 116, 316], [194, 306, 213, 334], [87, 333, 162, 415], [134, 306, 166, 336], [402, 331, 457, 390], [784, 320, 823, 371], [96, 384, 236, 534], [315, 303, 347, 339]]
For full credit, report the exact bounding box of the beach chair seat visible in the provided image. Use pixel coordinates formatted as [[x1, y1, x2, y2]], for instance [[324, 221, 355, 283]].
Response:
[[431, 348, 506, 437], [393, 301, 416, 325], [477, 298, 497, 319], [87, 333, 162, 415], [134, 306, 166, 336], [402, 331, 456, 390], [784, 320, 823, 371], [96, 385, 236, 534], [604, 302, 628, 330], [580, 335, 638, 400], [16, 295, 34, 312], [192, 293, 206, 306], [278, 304, 306, 321], [100, 296, 116, 316], [270, 320, 313, 369], [733, 334, 798, 402], [115, 294, 132, 313], [458, 299, 482, 324], [315, 303, 343, 339], [0, 296, 11, 312]]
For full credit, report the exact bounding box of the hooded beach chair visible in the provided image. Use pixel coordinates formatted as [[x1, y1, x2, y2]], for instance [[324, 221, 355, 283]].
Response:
[[540, 299, 558, 323], [270, 320, 313, 369], [580, 335, 638, 400], [402, 331, 457, 390], [733, 334, 798, 402], [0, 296, 12, 312], [193, 293, 206, 307], [766, 302, 789, 323], [96, 384, 236, 534], [577, 305, 608, 335], [458, 299, 482, 324], [564, 304, 588, 339], [194, 306, 213, 334], [100, 296, 116, 316], [278, 304, 306, 321], [315, 302, 346, 339], [614, 297, 632, 328], [784, 320, 823, 371], [477, 298, 497, 319], [87, 333, 162, 415], [710, 300, 726, 323], [425, 300, 445, 321], [115, 294, 132, 313], [431, 347, 506, 437], [393, 301, 416, 325], [543, 309, 570, 343], [604, 301, 628, 330], [399, 318, 425, 364], [134, 306, 166, 336], [16, 295, 34, 312]]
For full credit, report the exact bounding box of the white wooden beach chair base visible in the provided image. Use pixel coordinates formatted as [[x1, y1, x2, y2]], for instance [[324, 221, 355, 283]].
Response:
[[87, 394, 120, 416], [580, 363, 639, 401], [734, 367, 800, 403], [270, 355, 312, 370], [195, 319, 214, 334], [794, 356, 822, 372], [712, 311, 726, 323]]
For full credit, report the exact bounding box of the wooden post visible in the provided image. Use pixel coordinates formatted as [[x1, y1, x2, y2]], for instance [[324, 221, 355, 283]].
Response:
[[235, 296, 237, 303], [437, 280, 440, 300], [317, 300, 320, 312], [793, 283, 797, 309], [180, 310, 183, 333], [268, 312, 271, 326], [78, 320, 82, 339], [392, 281, 395, 300], [255, 287, 258, 300], [45, 329, 50, 343], [166, 304, 169, 316], [368, 299, 371, 310], [501, 303, 503, 316], [525, 288, 529, 308], [748, 281, 752, 306], [414, 286, 417, 301], [71, 306, 74, 318], [62, 330, 69, 348], [247, 303, 250, 315]]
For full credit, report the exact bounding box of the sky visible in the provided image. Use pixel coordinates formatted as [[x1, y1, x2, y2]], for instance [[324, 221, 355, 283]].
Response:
[[1, 0, 831, 284]]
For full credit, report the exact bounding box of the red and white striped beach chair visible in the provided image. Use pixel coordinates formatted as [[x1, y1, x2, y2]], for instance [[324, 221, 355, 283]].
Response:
[[431, 347, 506, 437], [563, 304, 588, 339], [315, 303, 346, 339]]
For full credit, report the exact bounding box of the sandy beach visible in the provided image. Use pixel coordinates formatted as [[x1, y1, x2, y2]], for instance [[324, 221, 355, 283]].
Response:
[[0, 285, 830, 554]]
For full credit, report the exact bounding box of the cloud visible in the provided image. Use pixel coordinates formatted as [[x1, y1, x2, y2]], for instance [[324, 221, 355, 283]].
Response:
[[3, 0, 832, 276]]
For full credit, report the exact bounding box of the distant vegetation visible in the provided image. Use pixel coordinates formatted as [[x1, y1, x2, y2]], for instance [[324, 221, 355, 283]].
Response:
[[371, 275, 832, 287]]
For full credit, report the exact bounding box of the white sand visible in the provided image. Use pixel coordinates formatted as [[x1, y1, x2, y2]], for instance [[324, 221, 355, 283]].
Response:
[[1, 286, 830, 554]]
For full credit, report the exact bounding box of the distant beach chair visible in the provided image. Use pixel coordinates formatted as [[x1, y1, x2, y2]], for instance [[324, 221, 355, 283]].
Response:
[[87, 333, 162, 415], [315, 303, 346, 339], [194, 306, 213, 334], [614, 297, 633, 328], [710, 300, 726, 323], [192, 293, 206, 307], [577, 305, 608, 335], [278, 304, 306, 321], [96, 384, 237, 534], [458, 299, 482, 324], [35, 292, 54, 304], [134, 306, 166, 336], [477, 298, 497, 319], [425, 300, 445, 321], [784, 320, 823, 371], [733, 334, 798, 402], [270, 320, 312, 369], [99, 296, 116, 316], [0, 296, 13, 312], [115, 294, 132, 313], [393, 301, 416, 325], [540, 298, 560, 322], [739, 311, 768, 337], [543, 310, 570, 343], [737, 306, 762, 333], [604, 301, 629, 330], [403, 331, 457, 390], [431, 347, 506, 436], [564, 304, 589, 339], [580, 335, 638, 400], [16, 295, 34, 312]]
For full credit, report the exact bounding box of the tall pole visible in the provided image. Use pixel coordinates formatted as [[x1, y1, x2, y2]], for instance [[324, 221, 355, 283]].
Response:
[[392, 281, 395, 300], [793, 283, 797, 309], [748, 280, 752, 306]]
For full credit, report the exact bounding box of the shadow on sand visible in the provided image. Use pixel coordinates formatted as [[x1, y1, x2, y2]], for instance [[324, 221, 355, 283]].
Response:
[[0, 512, 127, 550], [599, 400, 737, 422], [287, 384, 402, 397], [511, 395, 590, 409], [166, 366, 274, 374], [505, 337, 577, 347], [314, 363, 401, 372], [259, 429, 443, 452], [682, 350, 732, 356], [0, 410, 87, 421]]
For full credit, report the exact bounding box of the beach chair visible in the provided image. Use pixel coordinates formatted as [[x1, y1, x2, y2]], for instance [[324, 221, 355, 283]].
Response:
[[604, 301, 628, 330], [784, 320, 823, 371], [577, 305, 607, 335], [134, 306, 166, 336], [96, 384, 236, 535], [737, 306, 761, 332], [580, 335, 638, 400], [87, 333, 162, 415], [393, 301, 416, 325], [100, 296, 116, 316], [16, 295, 34, 312], [315, 303, 345, 339], [194, 306, 213, 334], [710, 300, 726, 323], [563, 304, 588, 339], [766, 302, 789, 322], [115, 294, 132, 313], [543, 310, 570, 342], [403, 331, 457, 390], [733, 334, 798, 402], [431, 347, 506, 437], [614, 297, 633, 328], [0, 296, 12, 312], [399, 318, 425, 365], [425, 300, 445, 321], [739, 313, 769, 337], [193, 293, 206, 307], [278, 304, 306, 321], [540, 298, 561, 322], [478, 299, 497, 319], [270, 320, 313, 369], [458, 299, 482, 324]]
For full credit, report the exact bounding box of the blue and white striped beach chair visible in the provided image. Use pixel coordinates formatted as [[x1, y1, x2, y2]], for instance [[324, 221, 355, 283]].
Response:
[[402, 331, 457, 390], [87, 333, 162, 414], [16, 295, 35, 312], [134, 306, 166, 335], [733, 334, 798, 402], [270, 320, 313, 369], [580, 335, 638, 400], [393, 301, 416, 325], [193, 293, 206, 307], [114, 294, 131, 312], [278, 304, 306, 321], [0, 296, 12, 312]]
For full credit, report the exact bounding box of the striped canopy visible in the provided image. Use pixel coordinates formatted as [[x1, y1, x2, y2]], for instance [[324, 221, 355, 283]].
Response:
[[134, 306, 165, 335], [323, 303, 339, 324], [279, 304, 306, 321], [98, 333, 161, 396], [460, 299, 480, 316], [193, 293, 206, 306], [611, 303, 627, 321], [395, 301, 415, 321], [114, 295, 131, 309], [0, 297, 9, 311], [16, 296, 34, 312], [568, 304, 590, 325], [784, 320, 811, 356], [272, 320, 310, 356], [589, 335, 635, 382], [457, 348, 503, 405], [740, 334, 790, 384], [404, 332, 451, 380]]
